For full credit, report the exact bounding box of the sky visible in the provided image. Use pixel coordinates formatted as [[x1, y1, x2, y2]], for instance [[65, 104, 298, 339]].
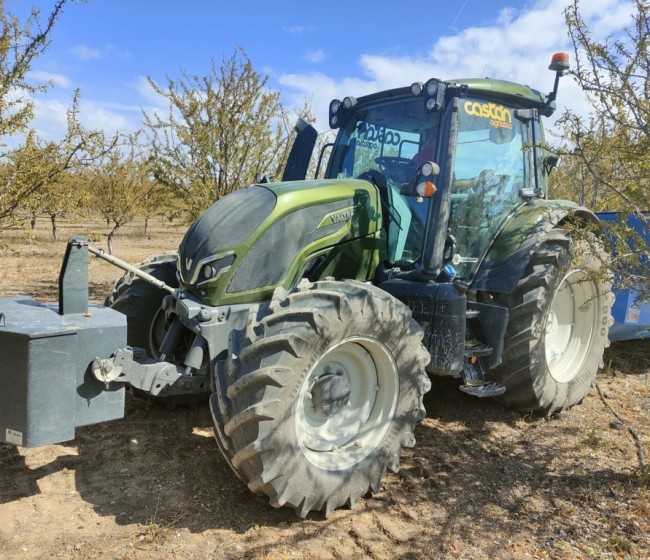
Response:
[[5, 0, 636, 141]]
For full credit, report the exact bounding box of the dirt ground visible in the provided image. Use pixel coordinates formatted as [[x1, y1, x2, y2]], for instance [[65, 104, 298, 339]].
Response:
[[1, 219, 649, 560]]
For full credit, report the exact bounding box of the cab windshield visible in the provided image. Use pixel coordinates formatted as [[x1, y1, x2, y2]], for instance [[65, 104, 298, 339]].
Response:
[[326, 96, 441, 267]]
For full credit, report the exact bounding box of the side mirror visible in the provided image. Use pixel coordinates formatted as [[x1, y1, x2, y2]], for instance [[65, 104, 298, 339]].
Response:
[[544, 153, 559, 174]]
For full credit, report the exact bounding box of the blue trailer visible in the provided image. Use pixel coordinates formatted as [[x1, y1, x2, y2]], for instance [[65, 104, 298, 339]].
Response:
[[597, 212, 650, 341]]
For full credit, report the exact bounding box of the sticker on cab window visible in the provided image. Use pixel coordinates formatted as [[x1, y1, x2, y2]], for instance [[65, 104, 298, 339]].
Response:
[[463, 101, 513, 130], [452, 254, 479, 265]]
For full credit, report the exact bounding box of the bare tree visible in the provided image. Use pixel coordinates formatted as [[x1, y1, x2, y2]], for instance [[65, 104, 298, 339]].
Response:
[[143, 47, 304, 221], [0, 1, 83, 228], [0, 0, 67, 141], [551, 0, 649, 294], [87, 132, 160, 254], [554, 0, 649, 216]]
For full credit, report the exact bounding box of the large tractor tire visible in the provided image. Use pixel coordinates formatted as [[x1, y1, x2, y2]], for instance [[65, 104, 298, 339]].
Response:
[[490, 229, 613, 414], [210, 278, 431, 518], [105, 253, 178, 359]]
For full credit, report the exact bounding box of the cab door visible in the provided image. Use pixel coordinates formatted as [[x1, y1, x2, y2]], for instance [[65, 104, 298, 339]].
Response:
[[446, 99, 533, 282]]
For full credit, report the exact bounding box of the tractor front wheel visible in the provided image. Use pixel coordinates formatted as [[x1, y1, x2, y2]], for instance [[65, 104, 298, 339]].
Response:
[[105, 253, 178, 359], [210, 279, 431, 517]]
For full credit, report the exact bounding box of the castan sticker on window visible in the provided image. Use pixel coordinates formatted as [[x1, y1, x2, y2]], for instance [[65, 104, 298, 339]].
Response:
[[463, 101, 512, 129]]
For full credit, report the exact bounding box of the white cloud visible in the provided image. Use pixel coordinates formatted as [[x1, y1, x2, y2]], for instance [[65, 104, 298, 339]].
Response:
[[77, 98, 136, 135], [133, 76, 167, 108], [132, 76, 174, 128], [279, 71, 376, 117], [279, 0, 635, 132], [71, 44, 102, 60], [26, 75, 163, 142], [31, 97, 72, 141], [304, 49, 327, 64], [26, 70, 72, 89], [357, 55, 437, 85], [71, 43, 132, 61], [283, 25, 317, 35], [29, 95, 142, 141]]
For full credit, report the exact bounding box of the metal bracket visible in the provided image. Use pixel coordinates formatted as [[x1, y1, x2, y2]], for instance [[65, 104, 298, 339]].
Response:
[[101, 348, 210, 397], [58, 237, 89, 315]]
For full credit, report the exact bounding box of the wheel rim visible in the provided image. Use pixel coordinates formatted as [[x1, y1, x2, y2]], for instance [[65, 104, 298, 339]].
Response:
[[545, 269, 597, 383], [296, 337, 399, 470]]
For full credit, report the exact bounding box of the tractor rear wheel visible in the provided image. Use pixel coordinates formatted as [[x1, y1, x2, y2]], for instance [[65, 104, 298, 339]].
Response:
[[105, 253, 178, 359], [210, 279, 431, 518], [490, 229, 612, 414]]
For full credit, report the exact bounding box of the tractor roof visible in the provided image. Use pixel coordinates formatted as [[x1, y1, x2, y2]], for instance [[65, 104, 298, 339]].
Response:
[[454, 77, 548, 108], [354, 77, 549, 112]]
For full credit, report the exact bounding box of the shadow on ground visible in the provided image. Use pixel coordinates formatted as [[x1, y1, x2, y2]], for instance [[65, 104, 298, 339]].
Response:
[[2, 362, 642, 557]]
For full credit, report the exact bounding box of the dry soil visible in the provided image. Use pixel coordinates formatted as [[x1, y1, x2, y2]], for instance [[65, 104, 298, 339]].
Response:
[[1, 219, 648, 560]]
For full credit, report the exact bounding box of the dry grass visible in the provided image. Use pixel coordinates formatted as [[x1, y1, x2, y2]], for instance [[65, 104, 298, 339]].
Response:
[[1, 217, 648, 559], [0, 216, 185, 302]]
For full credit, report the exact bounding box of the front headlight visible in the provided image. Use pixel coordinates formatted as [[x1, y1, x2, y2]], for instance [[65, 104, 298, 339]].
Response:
[[197, 253, 236, 286], [180, 252, 236, 286]]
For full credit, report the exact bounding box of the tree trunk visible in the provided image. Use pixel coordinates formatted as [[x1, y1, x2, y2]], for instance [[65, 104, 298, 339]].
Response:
[[107, 222, 120, 255], [50, 213, 57, 241]]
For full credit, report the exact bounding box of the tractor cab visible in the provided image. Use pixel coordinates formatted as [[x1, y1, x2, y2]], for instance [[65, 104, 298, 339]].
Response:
[[322, 77, 553, 285]]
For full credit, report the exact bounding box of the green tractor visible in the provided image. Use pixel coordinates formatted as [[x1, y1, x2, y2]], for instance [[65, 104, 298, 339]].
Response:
[[0, 53, 612, 518]]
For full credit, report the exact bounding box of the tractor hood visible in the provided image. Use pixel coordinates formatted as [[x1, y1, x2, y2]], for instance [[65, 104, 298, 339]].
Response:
[[178, 186, 275, 288], [177, 179, 382, 306]]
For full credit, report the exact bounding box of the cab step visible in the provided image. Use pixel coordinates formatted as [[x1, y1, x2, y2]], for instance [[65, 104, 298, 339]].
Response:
[[464, 342, 493, 358], [459, 381, 506, 398]]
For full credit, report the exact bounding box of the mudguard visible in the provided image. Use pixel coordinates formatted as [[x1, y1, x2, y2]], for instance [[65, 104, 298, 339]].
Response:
[[471, 199, 602, 295]]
